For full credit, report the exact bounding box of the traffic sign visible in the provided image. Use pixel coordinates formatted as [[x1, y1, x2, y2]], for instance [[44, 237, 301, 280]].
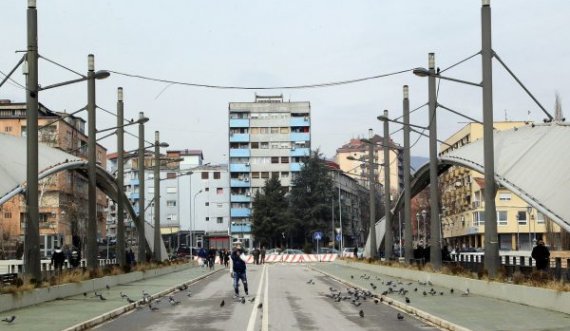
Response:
[[313, 231, 323, 241], [336, 234, 342, 241]]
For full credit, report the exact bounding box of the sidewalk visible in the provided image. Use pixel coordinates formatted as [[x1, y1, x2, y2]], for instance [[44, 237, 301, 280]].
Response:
[[312, 262, 570, 331], [0, 265, 221, 331]]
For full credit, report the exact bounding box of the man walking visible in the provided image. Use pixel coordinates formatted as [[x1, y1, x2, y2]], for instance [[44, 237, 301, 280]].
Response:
[[260, 246, 266, 264], [230, 246, 248, 298], [531, 240, 550, 271]]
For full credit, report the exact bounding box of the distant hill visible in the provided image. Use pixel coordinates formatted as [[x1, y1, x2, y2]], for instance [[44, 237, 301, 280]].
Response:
[[411, 156, 429, 172]]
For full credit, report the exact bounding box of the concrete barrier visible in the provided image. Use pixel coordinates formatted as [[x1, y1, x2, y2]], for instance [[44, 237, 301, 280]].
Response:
[[334, 260, 570, 315], [0, 263, 193, 313]]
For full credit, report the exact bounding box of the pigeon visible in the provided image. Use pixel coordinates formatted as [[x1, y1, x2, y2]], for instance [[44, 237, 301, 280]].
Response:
[[142, 290, 150, 297], [220, 300, 225, 307], [168, 296, 180, 305], [120, 292, 129, 299], [257, 303, 263, 309], [353, 302, 361, 307], [427, 281, 433, 286], [127, 298, 136, 304], [94, 291, 101, 297], [2, 316, 16, 323], [359, 310, 364, 318], [351, 275, 354, 279], [149, 303, 159, 311], [380, 297, 384, 303], [106, 285, 110, 290], [423, 291, 427, 296], [187, 292, 193, 297], [83, 292, 87, 297], [414, 288, 418, 292], [450, 289, 454, 294], [98, 294, 107, 301], [374, 299, 379, 304], [461, 289, 470, 297], [306, 279, 313, 284], [241, 297, 246, 304], [397, 313, 404, 320], [248, 297, 256, 303], [440, 292, 444, 296], [405, 297, 410, 304]]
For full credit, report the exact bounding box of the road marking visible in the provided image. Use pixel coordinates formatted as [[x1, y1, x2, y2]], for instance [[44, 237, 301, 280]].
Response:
[[246, 264, 266, 331], [262, 265, 269, 331]]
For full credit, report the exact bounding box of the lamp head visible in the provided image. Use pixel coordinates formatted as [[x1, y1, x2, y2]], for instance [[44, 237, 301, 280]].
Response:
[[94, 70, 111, 80], [377, 115, 388, 122], [428, 53, 435, 69], [117, 87, 123, 101], [403, 85, 409, 99], [88, 54, 95, 71], [421, 209, 427, 217], [137, 116, 150, 124], [413, 67, 430, 77], [368, 128, 373, 138], [28, 0, 36, 8], [159, 142, 169, 148]]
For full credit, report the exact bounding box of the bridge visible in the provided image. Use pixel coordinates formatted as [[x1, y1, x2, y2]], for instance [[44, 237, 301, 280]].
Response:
[[365, 122, 570, 256]]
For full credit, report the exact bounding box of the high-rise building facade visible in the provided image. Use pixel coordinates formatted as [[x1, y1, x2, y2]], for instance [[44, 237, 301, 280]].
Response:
[[228, 95, 311, 249]]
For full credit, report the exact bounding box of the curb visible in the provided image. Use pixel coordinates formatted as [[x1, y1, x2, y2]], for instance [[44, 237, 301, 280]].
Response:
[[62, 268, 223, 331], [309, 265, 472, 331]]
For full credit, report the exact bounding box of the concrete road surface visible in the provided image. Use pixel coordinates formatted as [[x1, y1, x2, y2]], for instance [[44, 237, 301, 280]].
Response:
[[93, 264, 438, 331]]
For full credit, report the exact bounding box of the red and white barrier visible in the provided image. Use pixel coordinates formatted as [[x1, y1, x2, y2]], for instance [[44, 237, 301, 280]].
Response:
[[192, 253, 337, 265]]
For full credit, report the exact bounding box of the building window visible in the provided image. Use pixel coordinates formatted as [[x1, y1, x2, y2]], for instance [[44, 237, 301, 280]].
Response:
[[4, 126, 12, 132], [251, 142, 259, 149], [536, 212, 545, 224], [517, 211, 527, 225], [201, 172, 209, 179], [280, 127, 289, 134], [167, 172, 177, 179], [260, 142, 269, 149], [205, 202, 209, 206], [167, 200, 176, 207], [499, 193, 511, 201], [214, 172, 221, 179], [497, 211, 507, 225], [206, 217, 210, 221], [272, 172, 279, 179], [472, 211, 485, 226], [217, 188, 223, 195], [270, 127, 279, 134], [271, 157, 279, 164], [217, 217, 223, 224], [167, 214, 177, 221], [4, 212, 12, 218], [205, 187, 210, 192], [166, 187, 177, 194], [148, 174, 154, 179], [252, 172, 260, 179], [281, 172, 289, 178], [281, 157, 289, 164], [261, 172, 269, 179]]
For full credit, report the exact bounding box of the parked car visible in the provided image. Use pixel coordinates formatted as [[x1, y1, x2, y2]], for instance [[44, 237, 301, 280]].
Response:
[[342, 247, 363, 258], [319, 248, 340, 255], [281, 249, 304, 255], [265, 248, 281, 255]]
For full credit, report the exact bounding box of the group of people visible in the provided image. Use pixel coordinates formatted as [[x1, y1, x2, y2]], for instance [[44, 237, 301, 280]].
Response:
[[50, 245, 82, 273], [250, 246, 266, 264]]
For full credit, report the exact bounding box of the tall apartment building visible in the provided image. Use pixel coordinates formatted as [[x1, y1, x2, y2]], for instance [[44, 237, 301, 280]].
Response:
[[0, 100, 107, 258], [228, 95, 311, 249], [439, 121, 560, 251], [335, 134, 401, 196]]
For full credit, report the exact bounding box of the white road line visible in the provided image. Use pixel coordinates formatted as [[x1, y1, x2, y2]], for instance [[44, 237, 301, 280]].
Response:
[[246, 264, 266, 331], [262, 265, 269, 331]]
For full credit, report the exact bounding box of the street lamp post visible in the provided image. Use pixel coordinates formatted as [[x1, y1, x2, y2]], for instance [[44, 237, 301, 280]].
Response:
[[402, 86, 413, 263], [24, 0, 41, 280], [191, 189, 203, 253], [527, 206, 533, 248], [415, 212, 421, 243], [367, 129, 377, 258], [382, 110, 393, 260], [153, 131, 161, 261], [86, 54, 99, 270], [422, 209, 428, 249], [137, 112, 147, 262], [116, 87, 126, 267]]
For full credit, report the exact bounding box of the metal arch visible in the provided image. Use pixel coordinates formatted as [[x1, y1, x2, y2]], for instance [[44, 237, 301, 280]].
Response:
[[0, 159, 167, 260]]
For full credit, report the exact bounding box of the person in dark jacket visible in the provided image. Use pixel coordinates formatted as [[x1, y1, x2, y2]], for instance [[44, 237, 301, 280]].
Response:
[[51, 246, 66, 274], [531, 240, 550, 271], [230, 247, 248, 298]]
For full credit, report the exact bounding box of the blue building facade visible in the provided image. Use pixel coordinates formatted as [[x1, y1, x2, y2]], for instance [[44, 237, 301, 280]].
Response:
[[228, 95, 311, 249]]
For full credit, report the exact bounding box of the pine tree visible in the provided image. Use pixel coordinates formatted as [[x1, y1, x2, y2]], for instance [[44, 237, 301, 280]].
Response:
[[251, 177, 291, 248]]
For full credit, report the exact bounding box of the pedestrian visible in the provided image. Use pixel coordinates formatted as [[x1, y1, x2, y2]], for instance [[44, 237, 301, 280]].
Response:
[[69, 247, 81, 269], [531, 240, 550, 271], [223, 249, 230, 268], [353, 247, 358, 259], [198, 245, 208, 268], [230, 246, 248, 298], [51, 246, 65, 274], [219, 249, 224, 265], [208, 249, 216, 270], [252, 247, 260, 265], [260, 246, 266, 264]]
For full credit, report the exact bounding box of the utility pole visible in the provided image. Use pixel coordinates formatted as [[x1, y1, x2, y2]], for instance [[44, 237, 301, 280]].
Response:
[[383, 110, 393, 259], [86, 54, 98, 270], [154, 131, 161, 261], [428, 53, 442, 269], [24, 0, 41, 280], [482, 0, 499, 277], [116, 87, 126, 267], [368, 129, 377, 258], [403, 86, 413, 263], [137, 112, 147, 262]]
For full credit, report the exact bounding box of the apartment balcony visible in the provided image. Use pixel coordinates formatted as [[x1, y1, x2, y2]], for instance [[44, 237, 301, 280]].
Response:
[[229, 163, 251, 172], [231, 208, 251, 218], [290, 132, 310, 142], [229, 118, 250, 128], [290, 162, 303, 172], [231, 223, 252, 233], [229, 133, 250, 143], [231, 194, 251, 203], [290, 117, 310, 127], [290, 147, 310, 157], [229, 148, 250, 157], [230, 178, 251, 188]]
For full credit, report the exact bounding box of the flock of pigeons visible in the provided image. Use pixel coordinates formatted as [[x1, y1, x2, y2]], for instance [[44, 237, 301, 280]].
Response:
[[320, 273, 470, 322]]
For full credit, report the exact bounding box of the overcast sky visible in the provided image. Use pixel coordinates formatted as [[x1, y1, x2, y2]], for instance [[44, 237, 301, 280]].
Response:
[[1, 0, 568, 164]]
